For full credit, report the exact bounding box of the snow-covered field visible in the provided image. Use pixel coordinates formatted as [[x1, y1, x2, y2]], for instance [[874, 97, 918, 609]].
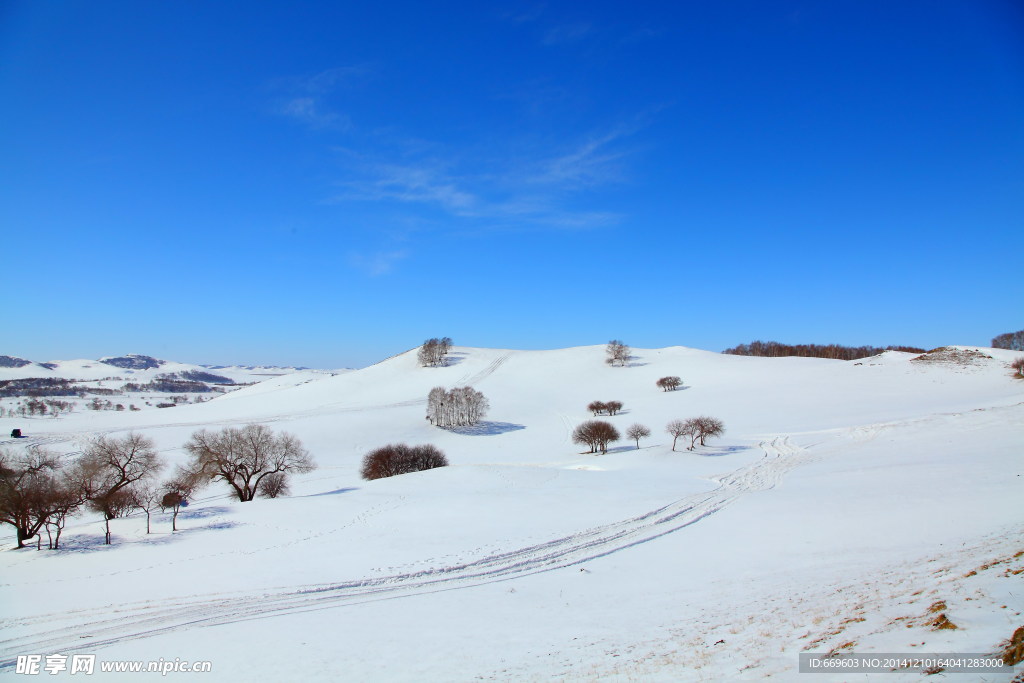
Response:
[[1, 345, 1021, 681]]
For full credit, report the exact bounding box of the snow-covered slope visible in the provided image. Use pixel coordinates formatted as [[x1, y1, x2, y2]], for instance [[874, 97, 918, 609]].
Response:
[[0, 345, 1021, 681], [0, 354, 325, 384]]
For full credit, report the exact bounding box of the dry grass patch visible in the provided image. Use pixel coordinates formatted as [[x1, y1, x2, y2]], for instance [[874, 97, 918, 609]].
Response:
[[1002, 626, 1024, 666], [929, 613, 957, 630]]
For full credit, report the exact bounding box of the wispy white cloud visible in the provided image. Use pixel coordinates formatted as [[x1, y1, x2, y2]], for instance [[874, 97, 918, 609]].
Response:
[[300, 65, 370, 93], [279, 97, 351, 130], [270, 65, 369, 131], [542, 22, 593, 45], [347, 249, 409, 276], [326, 121, 639, 231], [529, 131, 628, 187], [499, 5, 546, 25], [333, 161, 478, 213]]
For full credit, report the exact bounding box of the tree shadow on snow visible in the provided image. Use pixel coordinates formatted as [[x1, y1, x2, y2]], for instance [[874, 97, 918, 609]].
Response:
[[179, 505, 233, 520], [445, 421, 526, 436], [303, 487, 360, 498], [695, 445, 747, 457], [46, 533, 111, 554]]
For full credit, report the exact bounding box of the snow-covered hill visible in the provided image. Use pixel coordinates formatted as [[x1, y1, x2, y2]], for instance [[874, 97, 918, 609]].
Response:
[[0, 345, 1021, 681], [0, 353, 346, 418], [0, 353, 327, 384]]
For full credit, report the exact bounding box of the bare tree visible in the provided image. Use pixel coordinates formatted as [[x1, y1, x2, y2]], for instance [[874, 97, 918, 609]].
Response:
[[694, 416, 725, 446], [666, 419, 699, 452], [184, 424, 315, 502], [572, 420, 620, 454], [43, 482, 80, 550], [606, 340, 631, 367], [626, 423, 651, 449], [587, 401, 607, 416], [992, 330, 1024, 351], [1011, 356, 1024, 377], [360, 444, 448, 480], [656, 376, 682, 391], [130, 482, 162, 534], [161, 469, 199, 532], [77, 433, 163, 544], [426, 386, 488, 427], [0, 449, 82, 549], [258, 472, 290, 498], [89, 489, 136, 545], [418, 337, 454, 367], [605, 400, 623, 416]]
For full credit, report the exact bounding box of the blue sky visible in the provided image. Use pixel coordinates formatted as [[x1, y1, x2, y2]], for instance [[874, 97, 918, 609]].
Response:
[[2, 1, 1022, 368]]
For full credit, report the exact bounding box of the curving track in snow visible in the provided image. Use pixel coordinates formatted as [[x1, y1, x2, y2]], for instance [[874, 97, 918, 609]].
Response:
[[0, 436, 814, 668]]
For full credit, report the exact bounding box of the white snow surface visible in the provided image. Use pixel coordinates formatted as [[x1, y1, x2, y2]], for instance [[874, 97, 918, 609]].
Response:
[[0, 344, 1022, 681], [0, 356, 329, 385]]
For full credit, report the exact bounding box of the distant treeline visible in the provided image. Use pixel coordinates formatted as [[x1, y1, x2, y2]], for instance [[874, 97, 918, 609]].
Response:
[[722, 341, 926, 360], [0, 378, 78, 398], [124, 379, 213, 393], [991, 329, 1024, 351]]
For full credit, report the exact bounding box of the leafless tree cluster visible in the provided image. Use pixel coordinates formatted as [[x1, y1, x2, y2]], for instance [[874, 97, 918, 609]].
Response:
[[1, 433, 168, 548], [1011, 356, 1024, 377], [993, 330, 1024, 351], [656, 376, 682, 391], [666, 417, 725, 451], [78, 433, 165, 544], [722, 340, 924, 360], [184, 424, 315, 502], [426, 386, 489, 427], [0, 449, 82, 549], [605, 340, 631, 367], [418, 337, 453, 367], [14, 398, 74, 417], [587, 400, 623, 416], [626, 423, 651, 449], [572, 420, 620, 454], [1, 425, 314, 549], [360, 443, 449, 480]]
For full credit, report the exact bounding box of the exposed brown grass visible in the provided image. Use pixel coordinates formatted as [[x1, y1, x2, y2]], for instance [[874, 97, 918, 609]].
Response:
[[1003, 626, 1024, 666]]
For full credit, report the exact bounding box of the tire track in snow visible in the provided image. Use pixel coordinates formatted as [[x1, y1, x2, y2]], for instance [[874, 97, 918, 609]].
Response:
[[456, 353, 511, 387], [0, 437, 814, 666]]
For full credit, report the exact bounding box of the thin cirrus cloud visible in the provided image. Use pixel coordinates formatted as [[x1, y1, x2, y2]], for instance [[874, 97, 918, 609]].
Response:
[[330, 130, 632, 230], [541, 22, 593, 46], [526, 130, 629, 187], [347, 249, 410, 277], [279, 97, 351, 130], [271, 65, 369, 130]]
